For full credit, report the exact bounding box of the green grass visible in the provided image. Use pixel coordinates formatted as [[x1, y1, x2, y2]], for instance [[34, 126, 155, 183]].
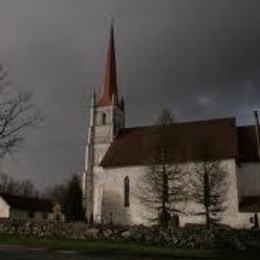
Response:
[[0, 234, 260, 259], [0, 234, 219, 258]]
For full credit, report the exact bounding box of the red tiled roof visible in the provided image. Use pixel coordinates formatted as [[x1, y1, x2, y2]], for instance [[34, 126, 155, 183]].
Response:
[[101, 118, 238, 167], [97, 24, 119, 107]]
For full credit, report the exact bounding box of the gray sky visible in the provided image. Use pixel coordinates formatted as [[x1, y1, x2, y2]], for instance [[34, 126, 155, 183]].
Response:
[[0, 0, 260, 189]]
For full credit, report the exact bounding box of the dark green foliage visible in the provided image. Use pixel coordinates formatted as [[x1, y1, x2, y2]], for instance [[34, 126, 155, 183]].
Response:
[[63, 175, 84, 221]]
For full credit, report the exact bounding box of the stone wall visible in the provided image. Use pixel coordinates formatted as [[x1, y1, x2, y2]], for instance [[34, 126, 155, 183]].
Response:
[[1, 219, 260, 250], [0, 219, 90, 239]]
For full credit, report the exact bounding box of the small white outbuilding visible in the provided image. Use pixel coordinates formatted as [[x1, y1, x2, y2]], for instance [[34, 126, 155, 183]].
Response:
[[0, 193, 65, 221], [0, 195, 10, 218]]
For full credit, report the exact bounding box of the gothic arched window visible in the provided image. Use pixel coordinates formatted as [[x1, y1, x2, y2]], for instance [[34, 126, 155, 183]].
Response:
[[124, 176, 130, 207], [102, 113, 106, 125]]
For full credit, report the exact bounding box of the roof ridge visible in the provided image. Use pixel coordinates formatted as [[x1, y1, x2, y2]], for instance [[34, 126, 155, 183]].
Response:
[[122, 117, 236, 132]]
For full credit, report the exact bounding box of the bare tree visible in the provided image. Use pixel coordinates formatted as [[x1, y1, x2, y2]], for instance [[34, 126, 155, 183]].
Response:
[[0, 172, 38, 198], [43, 183, 67, 203], [189, 143, 228, 228], [19, 179, 38, 198], [0, 64, 39, 158], [139, 109, 187, 227]]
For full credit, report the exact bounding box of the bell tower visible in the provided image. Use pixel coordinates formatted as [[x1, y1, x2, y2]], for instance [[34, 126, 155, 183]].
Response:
[[94, 23, 125, 148], [83, 22, 125, 221]]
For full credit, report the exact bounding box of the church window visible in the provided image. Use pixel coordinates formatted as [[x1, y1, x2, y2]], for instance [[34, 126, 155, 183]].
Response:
[[102, 113, 106, 125], [124, 176, 130, 207]]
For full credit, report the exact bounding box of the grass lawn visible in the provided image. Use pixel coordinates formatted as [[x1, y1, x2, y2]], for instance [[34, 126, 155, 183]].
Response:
[[0, 234, 259, 259]]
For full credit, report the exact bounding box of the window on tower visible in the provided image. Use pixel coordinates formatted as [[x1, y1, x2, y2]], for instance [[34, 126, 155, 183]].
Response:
[[124, 176, 130, 207], [102, 113, 106, 125]]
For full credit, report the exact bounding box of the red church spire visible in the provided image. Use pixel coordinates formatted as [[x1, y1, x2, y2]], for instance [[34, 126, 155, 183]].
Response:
[[98, 22, 119, 107]]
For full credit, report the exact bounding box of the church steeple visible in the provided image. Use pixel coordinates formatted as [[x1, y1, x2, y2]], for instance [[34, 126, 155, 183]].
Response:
[[98, 22, 119, 106], [83, 22, 125, 223]]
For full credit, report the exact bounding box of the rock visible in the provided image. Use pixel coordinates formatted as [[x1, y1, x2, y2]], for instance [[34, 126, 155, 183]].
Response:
[[102, 229, 113, 238], [86, 228, 99, 238], [229, 236, 246, 251], [121, 230, 132, 238]]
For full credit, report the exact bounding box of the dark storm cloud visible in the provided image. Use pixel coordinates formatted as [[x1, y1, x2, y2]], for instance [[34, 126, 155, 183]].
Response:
[[0, 0, 259, 188]]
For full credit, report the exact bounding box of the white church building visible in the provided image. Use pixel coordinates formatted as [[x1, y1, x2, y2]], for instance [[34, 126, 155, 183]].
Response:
[[83, 24, 260, 229]]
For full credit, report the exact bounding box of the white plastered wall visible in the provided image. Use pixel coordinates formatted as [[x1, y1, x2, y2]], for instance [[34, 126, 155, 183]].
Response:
[[0, 196, 10, 218], [92, 158, 255, 228], [238, 163, 260, 197]]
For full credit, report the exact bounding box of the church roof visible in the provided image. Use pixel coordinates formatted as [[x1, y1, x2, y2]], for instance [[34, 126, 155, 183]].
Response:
[[101, 117, 240, 167]]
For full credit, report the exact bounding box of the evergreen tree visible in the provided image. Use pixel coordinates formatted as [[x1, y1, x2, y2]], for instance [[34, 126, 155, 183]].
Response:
[[63, 174, 84, 221]]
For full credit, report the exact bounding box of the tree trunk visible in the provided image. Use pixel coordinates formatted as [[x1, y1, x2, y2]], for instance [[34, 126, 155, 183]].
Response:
[[203, 162, 211, 228]]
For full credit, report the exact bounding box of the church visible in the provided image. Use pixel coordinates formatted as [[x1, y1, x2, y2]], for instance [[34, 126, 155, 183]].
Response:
[[82, 24, 260, 229]]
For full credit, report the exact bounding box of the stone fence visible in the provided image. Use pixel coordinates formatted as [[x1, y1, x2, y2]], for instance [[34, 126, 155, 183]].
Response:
[[0, 219, 260, 250]]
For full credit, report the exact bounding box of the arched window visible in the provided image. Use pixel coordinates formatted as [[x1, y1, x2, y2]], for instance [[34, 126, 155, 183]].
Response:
[[124, 176, 130, 207], [102, 113, 106, 125]]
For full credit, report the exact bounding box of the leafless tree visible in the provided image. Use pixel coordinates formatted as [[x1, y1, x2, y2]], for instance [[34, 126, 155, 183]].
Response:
[[0, 172, 38, 198], [19, 179, 39, 198], [0, 64, 39, 158], [139, 109, 188, 227], [43, 183, 67, 204], [189, 142, 228, 228]]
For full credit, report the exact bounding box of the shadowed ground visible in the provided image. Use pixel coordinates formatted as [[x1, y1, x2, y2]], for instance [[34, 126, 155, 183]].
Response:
[[1, 246, 260, 260], [0, 246, 159, 260], [0, 235, 260, 259]]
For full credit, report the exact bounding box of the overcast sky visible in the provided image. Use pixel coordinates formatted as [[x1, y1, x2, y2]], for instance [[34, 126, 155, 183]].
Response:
[[0, 0, 260, 189]]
